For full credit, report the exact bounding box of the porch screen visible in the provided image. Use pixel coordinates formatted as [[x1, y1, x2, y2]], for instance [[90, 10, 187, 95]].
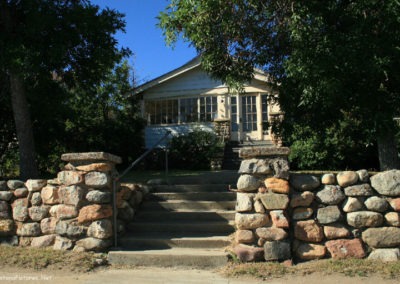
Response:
[[180, 97, 198, 123], [145, 96, 217, 125], [145, 99, 178, 125]]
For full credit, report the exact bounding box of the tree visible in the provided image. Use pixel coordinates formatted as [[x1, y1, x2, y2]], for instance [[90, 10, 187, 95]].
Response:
[[159, 0, 400, 170], [0, 0, 130, 179], [59, 60, 144, 171], [1, 59, 144, 177], [0, 71, 18, 177]]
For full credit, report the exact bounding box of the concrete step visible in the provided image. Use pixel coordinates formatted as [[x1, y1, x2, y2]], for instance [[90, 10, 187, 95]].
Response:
[[158, 171, 239, 185], [152, 184, 231, 193], [134, 210, 235, 222], [119, 233, 231, 249], [140, 200, 236, 211], [108, 248, 229, 268], [127, 221, 235, 234], [148, 192, 236, 201]]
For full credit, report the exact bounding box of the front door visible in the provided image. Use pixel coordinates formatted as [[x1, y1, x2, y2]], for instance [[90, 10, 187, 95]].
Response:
[[230, 94, 260, 142]]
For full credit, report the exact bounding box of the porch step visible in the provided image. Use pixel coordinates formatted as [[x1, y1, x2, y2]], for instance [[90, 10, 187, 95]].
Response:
[[119, 233, 231, 249], [108, 248, 229, 268], [140, 200, 236, 211], [127, 221, 235, 234], [159, 171, 238, 185], [110, 176, 236, 268], [134, 210, 235, 221], [149, 192, 235, 201], [222, 142, 242, 170], [152, 184, 232, 193]]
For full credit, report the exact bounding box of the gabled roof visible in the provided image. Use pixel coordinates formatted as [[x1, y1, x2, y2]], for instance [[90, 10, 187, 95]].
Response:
[[133, 56, 271, 95], [134, 57, 201, 95]]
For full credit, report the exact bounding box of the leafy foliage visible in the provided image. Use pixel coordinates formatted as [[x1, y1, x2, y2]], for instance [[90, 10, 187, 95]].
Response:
[[0, 71, 17, 175], [168, 128, 224, 170], [0, 0, 133, 178], [33, 61, 144, 175], [1, 60, 144, 177], [159, 0, 400, 170]]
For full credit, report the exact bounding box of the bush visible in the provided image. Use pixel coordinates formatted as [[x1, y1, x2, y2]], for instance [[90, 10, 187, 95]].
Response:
[[287, 123, 379, 171], [168, 128, 224, 170]]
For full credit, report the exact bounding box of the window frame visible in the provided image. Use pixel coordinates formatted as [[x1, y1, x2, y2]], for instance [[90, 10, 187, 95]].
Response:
[[145, 95, 218, 126]]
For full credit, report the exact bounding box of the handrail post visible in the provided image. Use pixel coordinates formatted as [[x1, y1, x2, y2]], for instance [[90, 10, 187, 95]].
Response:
[[165, 147, 169, 182]]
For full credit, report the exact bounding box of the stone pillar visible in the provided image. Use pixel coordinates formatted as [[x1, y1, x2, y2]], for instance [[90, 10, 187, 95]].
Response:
[[61, 153, 147, 244], [213, 118, 230, 142], [233, 146, 291, 262], [55, 152, 122, 251]]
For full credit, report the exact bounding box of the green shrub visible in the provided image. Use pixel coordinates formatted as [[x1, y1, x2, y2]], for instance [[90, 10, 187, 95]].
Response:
[[169, 128, 224, 170]]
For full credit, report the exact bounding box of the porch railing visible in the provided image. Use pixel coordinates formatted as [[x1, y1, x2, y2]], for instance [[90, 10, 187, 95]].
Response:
[[112, 130, 172, 247]]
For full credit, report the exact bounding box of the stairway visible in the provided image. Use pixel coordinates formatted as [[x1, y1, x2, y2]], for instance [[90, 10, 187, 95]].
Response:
[[108, 172, 238, 268], [222, 141, 242, 170]]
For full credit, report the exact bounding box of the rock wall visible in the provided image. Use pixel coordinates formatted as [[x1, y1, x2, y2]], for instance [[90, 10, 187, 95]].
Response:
[[233, 147, 291, 262], [233, 147, 400, 263], [0, 152, 146, 251]]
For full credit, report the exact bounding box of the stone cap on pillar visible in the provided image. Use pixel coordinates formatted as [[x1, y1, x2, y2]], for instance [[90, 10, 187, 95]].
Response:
[[239, 147, 290, 159], [61, 152, 122, 164], [214, 118, 230, 122]]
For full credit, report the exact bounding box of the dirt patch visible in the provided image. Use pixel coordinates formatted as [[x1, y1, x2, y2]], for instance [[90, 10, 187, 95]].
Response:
[[0, 246, 399, 283], [0, 245, 106, 273], [221, 258, 400, 281]]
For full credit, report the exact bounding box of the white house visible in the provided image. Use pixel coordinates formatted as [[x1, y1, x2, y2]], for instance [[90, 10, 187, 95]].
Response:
[[134, 57, 281, 148]]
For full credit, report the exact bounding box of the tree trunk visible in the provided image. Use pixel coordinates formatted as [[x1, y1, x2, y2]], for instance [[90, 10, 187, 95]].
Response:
[[377, 131, 400, 171], [9, 72, 39, 179]]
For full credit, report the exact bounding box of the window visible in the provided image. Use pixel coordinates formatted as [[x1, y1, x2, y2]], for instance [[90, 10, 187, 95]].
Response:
[[145, 96, 217, 125], [180, 97, 198, 123], [199, 96, 217, 122], [230, 96, 238, 132], [145, 99, 178, 125], [241, 95, 257, 132], [261, 94, 269, 133]]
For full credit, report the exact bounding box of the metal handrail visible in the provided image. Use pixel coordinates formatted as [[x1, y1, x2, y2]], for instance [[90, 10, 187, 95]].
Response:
[[112, 130, 172, 247]]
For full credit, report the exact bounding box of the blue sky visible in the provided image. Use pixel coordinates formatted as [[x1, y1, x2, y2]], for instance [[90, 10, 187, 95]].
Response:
[[90, 0, 197, 84]]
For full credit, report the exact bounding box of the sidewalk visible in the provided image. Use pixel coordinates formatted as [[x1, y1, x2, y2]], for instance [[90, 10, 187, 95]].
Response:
[[79, 267, 397, 284], [0, 267, 398, 284], [80, 267, 271, 284]]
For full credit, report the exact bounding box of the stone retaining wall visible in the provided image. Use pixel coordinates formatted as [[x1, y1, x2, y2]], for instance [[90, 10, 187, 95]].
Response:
[[233, 147, 400, 263], [0, 152, 146, 252]]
